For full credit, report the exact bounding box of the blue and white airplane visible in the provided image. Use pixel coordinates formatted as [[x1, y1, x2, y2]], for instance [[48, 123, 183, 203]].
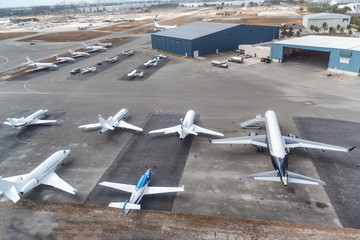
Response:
[[99, 169, 184, 215], [211, 110, 355, 186]]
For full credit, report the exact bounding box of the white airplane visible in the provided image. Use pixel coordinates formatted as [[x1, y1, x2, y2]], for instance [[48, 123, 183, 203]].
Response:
[[0, 150, 77, 203], [53, 54, 75, 63], [154, 19, 177, 31], [127, 69, 143, 78], [97, 41, 112, 47], [81, 42, 107, 52], [4, 109, 57, 129], [105, 56, 118, 63], [143, 58, 158, 67], [81, 67, 96, 74], [99, 169, 184, 215], [211, 110, 355, 186], [148, 110, 224, 140], [78, 108, 143, 134], [122, 50, 134, 56], [22, 57, 58, 72], [69, 49, 90, 58]]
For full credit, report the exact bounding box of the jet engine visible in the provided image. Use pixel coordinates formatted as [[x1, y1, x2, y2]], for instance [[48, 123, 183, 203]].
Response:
[[20, 178, 38, 194]]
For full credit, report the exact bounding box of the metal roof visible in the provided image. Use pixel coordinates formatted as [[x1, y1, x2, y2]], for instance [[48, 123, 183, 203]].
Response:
[[304, 13, 350, 19], [274, 35, 360, 51], [152, 22, 238, 40]]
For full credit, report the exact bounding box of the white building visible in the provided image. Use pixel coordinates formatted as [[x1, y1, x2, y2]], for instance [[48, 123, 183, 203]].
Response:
[[179, 0, 265, 8], [302, 13, 351, 29]]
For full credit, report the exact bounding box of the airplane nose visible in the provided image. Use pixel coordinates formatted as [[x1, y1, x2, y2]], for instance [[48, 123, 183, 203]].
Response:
[[63, 149, 70, 155], [282, 176, 288, 186]]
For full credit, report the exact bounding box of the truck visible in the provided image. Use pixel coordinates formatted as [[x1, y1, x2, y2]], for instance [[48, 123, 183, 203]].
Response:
[[228, 56, 244, 63], [211, 60, 228, 68]]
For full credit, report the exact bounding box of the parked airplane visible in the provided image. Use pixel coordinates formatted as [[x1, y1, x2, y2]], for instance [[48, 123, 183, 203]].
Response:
[[4, 109, 57, 129], [105, 56, 118, 63], [53, 54, 75, 63], [143, 58, 158, 67], [22, 57, 58, 72], [148, 110, 224, 140], [154, 19, 177, 31], [69, 49, 90, 58], [122, 50, 134, 56], [127, 69, 143, 78], [81, 67, 96, 74], [97, 41, 112, 47], [210, 110, 355, 186], [99, 169, 184, 215], [78, 108, 143, 133], [81, 42, 107, 52], [0, 150, 77, 203]]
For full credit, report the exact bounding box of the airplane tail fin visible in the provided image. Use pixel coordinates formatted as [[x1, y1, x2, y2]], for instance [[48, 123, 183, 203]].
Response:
[[108, 200, 141, 215], [248, 171, 326, 185], [23, 57, 34, 66], [69, 49, 74, 54], [0, 179, 20, 203], [241, 115, 265, 129], [7, 118, 23, 128], [98, 114, 114, 133], [154, 19, 160, 27], [81, 42, 89, 48], [139, 71, 144, 77]]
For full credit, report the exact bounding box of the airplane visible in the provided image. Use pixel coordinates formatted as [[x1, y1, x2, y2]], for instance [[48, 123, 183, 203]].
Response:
[[22, 57, 58, 72], [154, 54, 167, 59], [81, 67, 96, 74], [147, 110, 224, 140], [69, 49, 90, 58], [4, 109, 57, 129], [78, 108, 143, 133], [127, 70, 143, 79], [153, 19, 177, 31], [97, 41, 112, 47], [122, 50, 134, 56], [0, 150, 77, 203], [210, 110, 355, 186], [105, 56, 118, 63], [81, 42, 107, 52], [143, 58, 158, 67], [99, 169, 184, 215], [53, 54, 75, 63]]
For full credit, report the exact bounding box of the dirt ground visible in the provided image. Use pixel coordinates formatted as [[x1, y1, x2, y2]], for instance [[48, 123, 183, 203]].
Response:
[[0, 32, 37, 41], [8, 200, 360, 240]]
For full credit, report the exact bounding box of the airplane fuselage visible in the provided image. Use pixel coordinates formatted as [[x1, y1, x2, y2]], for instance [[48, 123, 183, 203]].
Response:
[[19, 150, 70, 194], [126, 169, 151, 214], [179, 110, 195, 139], [110, 109, 128, 126], [264, 110, 289, 185]]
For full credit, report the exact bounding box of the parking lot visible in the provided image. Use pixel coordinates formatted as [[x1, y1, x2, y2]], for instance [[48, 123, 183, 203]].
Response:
[[1, 32, 360, 233]]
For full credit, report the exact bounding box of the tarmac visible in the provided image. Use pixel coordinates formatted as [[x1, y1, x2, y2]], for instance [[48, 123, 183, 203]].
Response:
[[1, 22, 360, 239]]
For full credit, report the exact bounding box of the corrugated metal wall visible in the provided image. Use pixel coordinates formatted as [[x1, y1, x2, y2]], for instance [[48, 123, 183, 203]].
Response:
[[151, 25, 279, 58]]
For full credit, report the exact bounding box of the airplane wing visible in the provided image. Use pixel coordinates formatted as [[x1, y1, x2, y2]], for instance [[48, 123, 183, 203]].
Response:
[[41, 172, 77, 195], [148, 125, 180, 135], [211, 135, 268, 148], [144, 185, 184, 195], [115, 120, 143, 132], [193, 124, 224, 137], [4, 174, 29, 182], [283, 136, 354, 152], [99, 181, 135, 193], [25, 66, 48, 72], [109, 202, 141, 210], [78, 123, 101, 129], [3, 122, 13, 126], [31, 119, 57, 125], [248, 171, 326, 185]]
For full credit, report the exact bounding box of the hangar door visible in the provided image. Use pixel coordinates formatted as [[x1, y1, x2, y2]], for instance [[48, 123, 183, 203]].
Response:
[[170, 39, 182, 55], [283, 47, 330, 69]]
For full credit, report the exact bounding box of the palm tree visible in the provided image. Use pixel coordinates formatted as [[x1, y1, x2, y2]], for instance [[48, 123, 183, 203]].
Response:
[[336, 24, 341, 31], [310, 25, 315, 32], [322, 22, 328, 32]]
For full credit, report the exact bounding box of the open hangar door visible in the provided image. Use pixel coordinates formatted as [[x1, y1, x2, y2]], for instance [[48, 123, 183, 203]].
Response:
[[282, 47, 330, 69]]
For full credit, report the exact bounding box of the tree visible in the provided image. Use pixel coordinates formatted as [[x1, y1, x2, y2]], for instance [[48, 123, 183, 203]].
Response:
[[340, 27, 345, 33], [336, 24, 341, 31], [296, 30, 301, 37], [322, 22, 328, 32], [329, 27, 336, 34], [287, 26, 294, 37], [314, 26, 320, 33], [310, 25, 315, 32], [348, 29, 353, 35], [299, 7, 304, 12]]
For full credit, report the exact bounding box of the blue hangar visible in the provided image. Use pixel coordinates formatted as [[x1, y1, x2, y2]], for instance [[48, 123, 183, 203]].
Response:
[[271, 35, 360, 76], [151, 22, 279, 58]]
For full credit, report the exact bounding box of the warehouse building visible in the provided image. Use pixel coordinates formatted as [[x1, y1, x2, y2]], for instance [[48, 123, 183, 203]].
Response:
[[302, 13, 351, 29], [151, 22, 279, 58], [270, 35, 360, 76]]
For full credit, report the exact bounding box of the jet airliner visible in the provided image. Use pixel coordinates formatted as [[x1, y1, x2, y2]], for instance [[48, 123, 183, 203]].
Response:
[[211, 110, 355, 186]]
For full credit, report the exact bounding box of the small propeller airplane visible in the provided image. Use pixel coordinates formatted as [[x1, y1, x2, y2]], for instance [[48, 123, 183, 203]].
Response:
[[0, 150, 77, 203], [210, 110, 355, 186], [22, 57, 58, 72], [4, 109, 57, 129], [148, 110, 224, 140], [69, 49, 90, 58], [53, 54, 75, 63], [105, 56, 118, 63], [122, 50, 134, 56], [78, 108, 143, 133], [81, 42, 107, 52], [81, 66, 96, 74], [97, 41, 112, 47], [99, 169, 184, 215], [127, 69, 143, 78], [143, 58, 158, 67]]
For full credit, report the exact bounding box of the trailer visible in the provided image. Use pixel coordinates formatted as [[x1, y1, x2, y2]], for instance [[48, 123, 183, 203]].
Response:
[[211, 60, 228, 68], [228, 56, 244, 63]]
